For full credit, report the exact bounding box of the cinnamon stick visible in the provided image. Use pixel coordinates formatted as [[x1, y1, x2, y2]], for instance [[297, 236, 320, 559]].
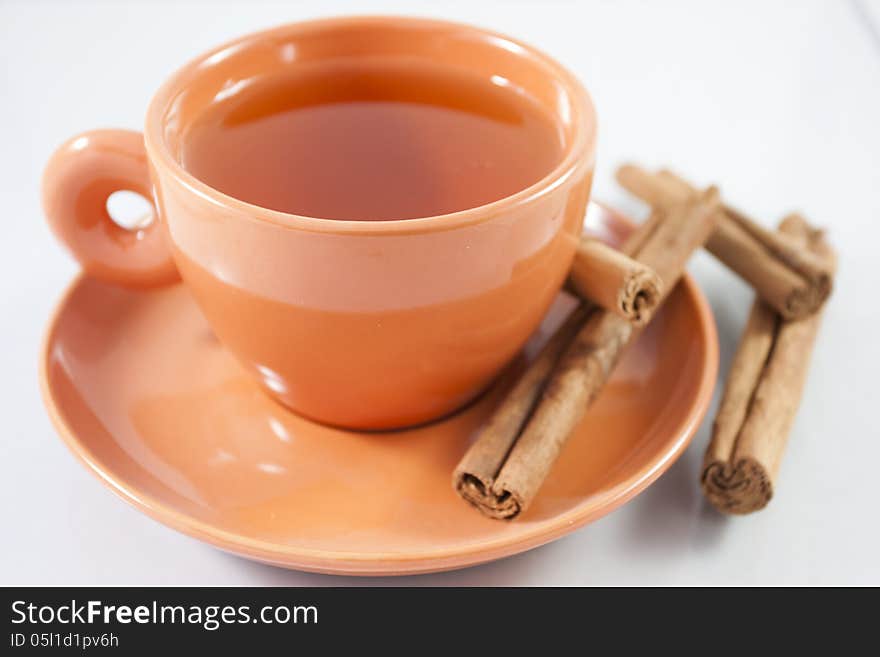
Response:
[[454, 188, 720, 519], [701, 214, 836, 514], [567, 237, 662, 325], [453, 303, 594, 517], [616, 165, 833, 319]]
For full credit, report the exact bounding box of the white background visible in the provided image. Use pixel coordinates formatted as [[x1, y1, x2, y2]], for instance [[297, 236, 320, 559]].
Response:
[[2, 0, 878, 585]]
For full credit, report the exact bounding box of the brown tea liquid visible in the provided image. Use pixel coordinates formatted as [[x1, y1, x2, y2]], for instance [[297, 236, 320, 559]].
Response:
[[182, 61, 564, 221]]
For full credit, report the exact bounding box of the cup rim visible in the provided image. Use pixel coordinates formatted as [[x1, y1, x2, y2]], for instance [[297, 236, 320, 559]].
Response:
[[144, 15, 597, 235]]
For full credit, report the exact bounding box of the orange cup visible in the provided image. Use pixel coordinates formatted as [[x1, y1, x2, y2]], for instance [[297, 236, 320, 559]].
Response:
[[42, 17, 597, 429]]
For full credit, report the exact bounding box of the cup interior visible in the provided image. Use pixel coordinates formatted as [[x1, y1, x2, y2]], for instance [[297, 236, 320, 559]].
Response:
[[148, 17, 595, 221]]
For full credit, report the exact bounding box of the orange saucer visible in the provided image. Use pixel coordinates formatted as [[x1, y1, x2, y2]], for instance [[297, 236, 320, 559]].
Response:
[[39, 204, 718, 576]]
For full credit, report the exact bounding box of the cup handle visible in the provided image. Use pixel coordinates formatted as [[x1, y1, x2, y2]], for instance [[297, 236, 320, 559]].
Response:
[[42, 129, 179, 287]]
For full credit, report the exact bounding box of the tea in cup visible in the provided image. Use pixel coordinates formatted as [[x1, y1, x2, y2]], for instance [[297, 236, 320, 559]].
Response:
[[43, 17, 596, 429]]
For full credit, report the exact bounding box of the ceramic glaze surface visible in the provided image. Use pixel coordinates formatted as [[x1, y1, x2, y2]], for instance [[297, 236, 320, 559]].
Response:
[[41, 205, 719, 575], [42, 17, 597, 429]]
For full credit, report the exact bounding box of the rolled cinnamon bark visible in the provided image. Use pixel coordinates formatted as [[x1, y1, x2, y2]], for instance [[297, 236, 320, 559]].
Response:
[[701, 214, 836, 514], [567, 237, 662, 325], [454, 303, 594, 519], [454, 188, 720, 519], [616, 165, 833, 320]]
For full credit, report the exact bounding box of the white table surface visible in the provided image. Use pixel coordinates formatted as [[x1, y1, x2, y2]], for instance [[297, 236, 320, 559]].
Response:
[[2, 0, 878, 586]]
